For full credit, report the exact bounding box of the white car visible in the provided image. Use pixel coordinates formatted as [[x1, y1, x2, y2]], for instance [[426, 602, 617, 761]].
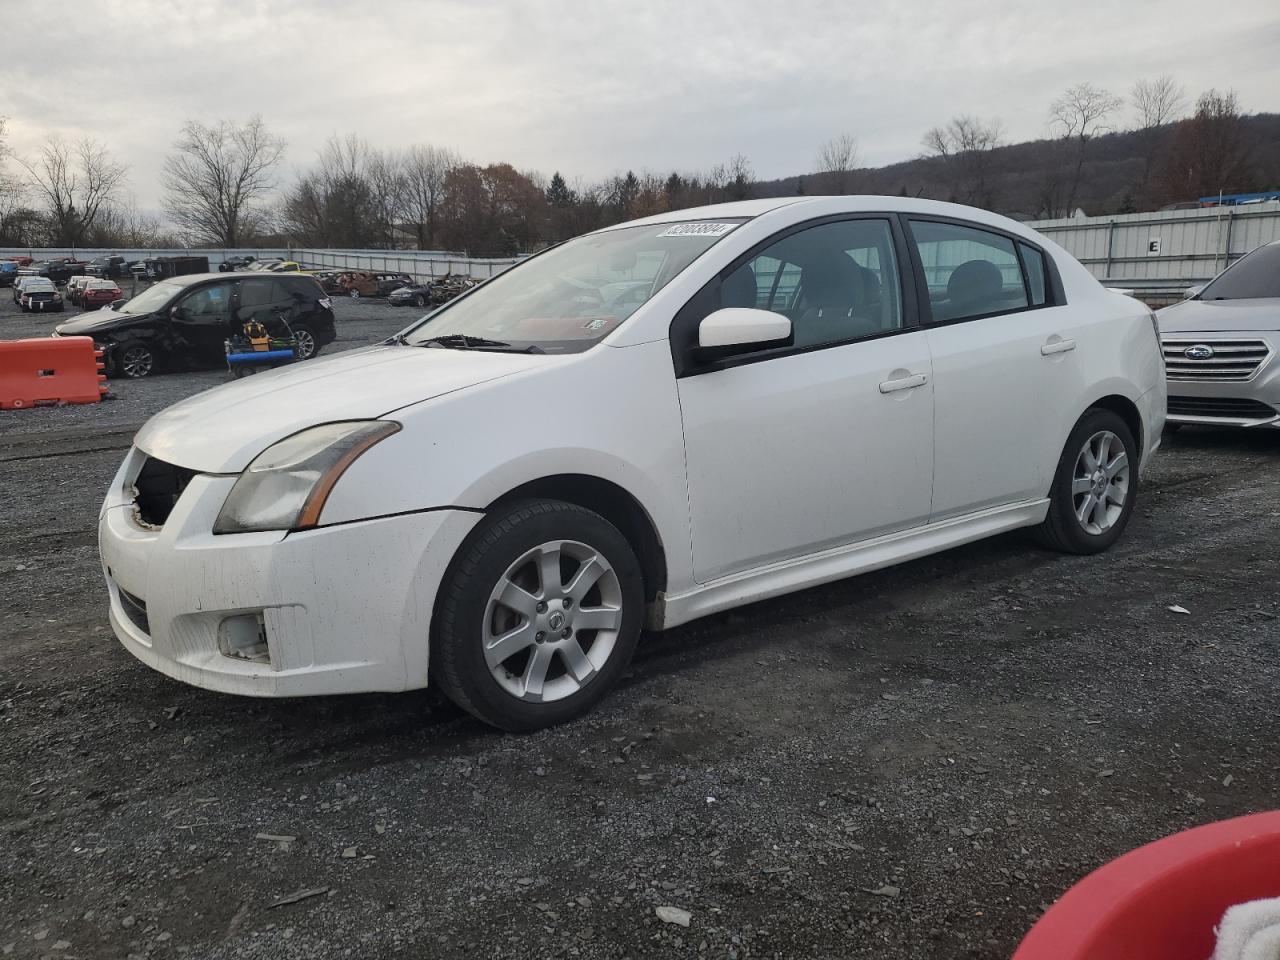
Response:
[[99, 196, 1166, 730]]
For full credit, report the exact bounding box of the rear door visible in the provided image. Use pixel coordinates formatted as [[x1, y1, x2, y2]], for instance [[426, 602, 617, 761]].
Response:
[[903, 217, 1084, 520]]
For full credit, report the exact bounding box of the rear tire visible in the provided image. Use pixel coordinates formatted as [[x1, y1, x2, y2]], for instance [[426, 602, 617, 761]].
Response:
[[1036, 408, 1138, 555], [432, 499, 644, 732], [292, 325, 319, 360]]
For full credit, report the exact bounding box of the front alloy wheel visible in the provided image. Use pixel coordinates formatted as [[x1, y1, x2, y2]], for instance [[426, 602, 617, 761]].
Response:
[[432, 500, 644, 731], [484, 540, 625, 703], [116, 342, 155, 379]]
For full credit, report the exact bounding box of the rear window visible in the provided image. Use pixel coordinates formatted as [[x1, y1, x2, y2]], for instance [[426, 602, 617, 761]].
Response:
[[1199, 243, 1280, 300]]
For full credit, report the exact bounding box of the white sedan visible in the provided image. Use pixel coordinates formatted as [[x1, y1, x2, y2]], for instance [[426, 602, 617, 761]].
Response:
[[99, 196, 1166, 730]]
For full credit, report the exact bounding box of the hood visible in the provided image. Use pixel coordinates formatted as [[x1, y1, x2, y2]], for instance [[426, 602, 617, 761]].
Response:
[[1157, 298, 1280, 334], [134, 344, 561, 473], [55, 308, 136, 335]]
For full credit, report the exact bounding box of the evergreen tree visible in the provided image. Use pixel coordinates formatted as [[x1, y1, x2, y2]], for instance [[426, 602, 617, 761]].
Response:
[[546, 170, 575, 206]]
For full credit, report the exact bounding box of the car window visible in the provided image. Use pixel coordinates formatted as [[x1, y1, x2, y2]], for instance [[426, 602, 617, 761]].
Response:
[[403, 220, 745, 354], [1199, 242, 1280, 300], [1019, 242, 1048, 306], [175, 283, 234, 327], [910, 220, 1029, 322], [720, 218, 903, 349], [237, 278, 293, 327]]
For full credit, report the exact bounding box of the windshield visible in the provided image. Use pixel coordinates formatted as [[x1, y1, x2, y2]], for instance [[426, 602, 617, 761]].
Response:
[[118, 280, 183, 314], [401, 220, 745, 353], [1200, 243, 1280, 300]]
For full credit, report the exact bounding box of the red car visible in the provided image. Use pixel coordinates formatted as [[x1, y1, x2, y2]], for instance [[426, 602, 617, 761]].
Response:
[[4, 256, 34, 267], [81, 279, 123, 309]]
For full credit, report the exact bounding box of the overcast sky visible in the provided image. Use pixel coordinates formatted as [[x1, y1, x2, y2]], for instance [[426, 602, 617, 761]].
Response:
[[2, 0, 1278, 212]]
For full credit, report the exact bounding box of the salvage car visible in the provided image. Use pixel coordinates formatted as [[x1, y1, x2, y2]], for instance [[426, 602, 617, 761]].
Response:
[[54, 272, 335, 378], [81, 278, 124, 309], [86, 255, 130, 280], [0, 261, 18, 287], [22, 257, 89, 284], [1158, 239, 1280, 430], [17, 277, 63, 312], [96, 197, 1165, 731], [219, 255, 257, 272], [387, 282, 433, 308], [342, 271, 412, 298], [65, 274, 94, 305], [13, 275, 49, 303]]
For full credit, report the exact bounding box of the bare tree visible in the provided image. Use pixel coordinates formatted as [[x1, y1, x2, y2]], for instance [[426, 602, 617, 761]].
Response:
[[921, 115, 1003, 206], [17, 136, 128, 246], [0, 118, 27, 241], [367, 148, 408, 248], [403, 144, 460, 249], [160, 116, 284, 247], [724, 154, 754, 201], [816, 133, 859, 194], [1160, 89, 1252, 203], [1130, 76, 1186, 205], [1049, 82, 1123, 215]]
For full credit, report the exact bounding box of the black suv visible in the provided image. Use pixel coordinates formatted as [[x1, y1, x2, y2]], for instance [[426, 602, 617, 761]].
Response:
[[53, 273, 336, 379]]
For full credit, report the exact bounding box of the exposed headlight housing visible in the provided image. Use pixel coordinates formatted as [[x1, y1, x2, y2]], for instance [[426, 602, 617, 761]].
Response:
[[213, 421, 400, 534]]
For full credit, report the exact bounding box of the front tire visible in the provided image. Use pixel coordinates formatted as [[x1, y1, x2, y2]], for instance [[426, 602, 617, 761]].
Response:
[[114, 341, 156, 379], [1036, 408, 1138, 554], [432, 500, 644, 732]]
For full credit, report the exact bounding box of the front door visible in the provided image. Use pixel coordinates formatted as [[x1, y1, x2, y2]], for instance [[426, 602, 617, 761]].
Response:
[[169, 281, 236, 361], [675, 217, 935, 583]]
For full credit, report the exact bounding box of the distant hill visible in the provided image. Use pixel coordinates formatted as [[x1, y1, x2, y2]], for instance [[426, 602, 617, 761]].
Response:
[[755, 113, 1280, 220]]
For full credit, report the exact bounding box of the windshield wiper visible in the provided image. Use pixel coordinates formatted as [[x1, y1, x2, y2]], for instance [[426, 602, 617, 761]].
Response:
[[417, 334, 543, 353]]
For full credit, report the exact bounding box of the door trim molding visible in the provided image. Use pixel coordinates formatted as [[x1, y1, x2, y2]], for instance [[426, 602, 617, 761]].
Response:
[[652, 498, 1049, 630]]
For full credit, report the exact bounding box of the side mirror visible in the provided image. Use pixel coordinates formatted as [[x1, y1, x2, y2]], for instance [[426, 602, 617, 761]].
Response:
[[111, 299, 126, 311], [1184, 283, 1205, 300], [694, 307, 792, 362]]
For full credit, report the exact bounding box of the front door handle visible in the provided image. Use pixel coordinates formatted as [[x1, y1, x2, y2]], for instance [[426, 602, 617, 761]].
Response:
[[879, 373, 928, 394], [1041, 337, 1076, 356]]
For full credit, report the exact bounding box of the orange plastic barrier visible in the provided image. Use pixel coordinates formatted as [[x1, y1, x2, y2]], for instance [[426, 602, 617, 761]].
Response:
[[0, 336, 108, 410]]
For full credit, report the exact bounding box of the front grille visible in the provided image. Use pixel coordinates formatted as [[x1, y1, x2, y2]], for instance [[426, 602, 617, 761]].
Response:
[[1168, 396, 1278, 420], [117, 586, 150, 635], [1162, 338, 1271, 381], [133, 457, 196, 527]]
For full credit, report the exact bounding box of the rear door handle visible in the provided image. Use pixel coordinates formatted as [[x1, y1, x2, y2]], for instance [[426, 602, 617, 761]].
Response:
[[879, 373, 928, 394], [1041, 337, 1076, 356]]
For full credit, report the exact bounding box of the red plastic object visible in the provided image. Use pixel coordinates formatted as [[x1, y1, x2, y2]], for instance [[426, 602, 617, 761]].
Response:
[[1013, 811, 1280, 960], [0, 336, 108, 410]]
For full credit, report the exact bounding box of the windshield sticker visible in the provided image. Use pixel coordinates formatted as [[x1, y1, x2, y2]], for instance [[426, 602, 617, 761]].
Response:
[[657, 222, 739, 238]]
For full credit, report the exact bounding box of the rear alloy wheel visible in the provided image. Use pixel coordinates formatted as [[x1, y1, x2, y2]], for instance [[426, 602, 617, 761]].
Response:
[[292, 325, 319, 360], [348, 289, 361, 299], [1037, 408, 1137, 554], [414, 294, 427, 308], [115, 341, 156, 379], [432, 500, 644, 731]]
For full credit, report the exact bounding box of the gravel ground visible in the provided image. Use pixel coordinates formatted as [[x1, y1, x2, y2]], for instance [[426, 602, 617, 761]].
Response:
[[2, 291, 1279, 959]]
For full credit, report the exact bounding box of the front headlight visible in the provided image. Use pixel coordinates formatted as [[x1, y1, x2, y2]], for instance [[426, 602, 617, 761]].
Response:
[[213, 421, 400, 534]]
